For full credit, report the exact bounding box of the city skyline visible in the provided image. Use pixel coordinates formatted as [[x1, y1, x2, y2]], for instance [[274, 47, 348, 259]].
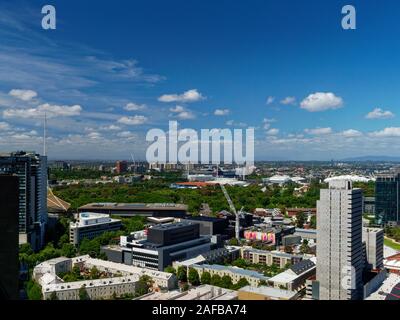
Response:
[[2, 0, 400, 160]]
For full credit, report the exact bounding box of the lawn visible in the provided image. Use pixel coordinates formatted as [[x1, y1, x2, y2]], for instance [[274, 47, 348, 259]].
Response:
[[384, 238, 400, 251]]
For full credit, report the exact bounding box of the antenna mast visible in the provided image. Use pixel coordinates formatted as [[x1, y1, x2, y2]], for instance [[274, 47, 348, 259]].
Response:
[[43, 112, 47, 156]]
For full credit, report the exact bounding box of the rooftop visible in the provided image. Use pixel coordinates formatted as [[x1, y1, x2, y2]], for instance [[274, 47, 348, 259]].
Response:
[[193, 264, 269, 280], [72, 255, 174, 281], [79, 202, 188, 211], [138, 285, 237, 301], [366, 273, 400, 300], [150, 221, 196, 231], [290, 258, 316, 275], [43, 275, 138, 293], [239, 285, 298, 299]]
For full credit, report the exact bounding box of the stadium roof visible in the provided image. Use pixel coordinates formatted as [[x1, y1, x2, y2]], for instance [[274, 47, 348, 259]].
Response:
[[324, 175, 375, 183], [47, 188, 71, 213]]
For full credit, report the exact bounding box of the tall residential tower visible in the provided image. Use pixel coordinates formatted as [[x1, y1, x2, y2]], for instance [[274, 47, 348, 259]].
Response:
[[0, 151, 47, 251], [316, 180, 364, 300]]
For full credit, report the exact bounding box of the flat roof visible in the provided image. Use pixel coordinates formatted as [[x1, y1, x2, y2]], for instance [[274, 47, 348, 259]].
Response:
[[72, 255, 174, 280], [138, 285, 237, 301], [295, 228, 317, 234], [239, 285, 297, 299], [150, 222, 196, 231], [185, 216, 226, 222], [79, 202, 188, 211], [193, 264, 269, 280], [43, 275, 137, 292]]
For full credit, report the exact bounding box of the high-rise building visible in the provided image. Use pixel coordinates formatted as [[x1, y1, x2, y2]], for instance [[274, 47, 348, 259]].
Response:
[[316, 180, 364, 300], [115, 161, 128, 174], [375, 173, 400, 226], [362, 227, 384, 270], [0, 175, 19, 300], [0, 151, 47, 251]]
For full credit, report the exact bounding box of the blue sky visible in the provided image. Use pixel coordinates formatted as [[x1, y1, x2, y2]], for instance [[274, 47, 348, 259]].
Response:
[[1, 0, 400, 160]]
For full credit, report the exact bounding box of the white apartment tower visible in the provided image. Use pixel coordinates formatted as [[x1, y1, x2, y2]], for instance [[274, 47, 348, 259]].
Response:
[[316, 180, 364, 300], [362, 227, 384, 270]]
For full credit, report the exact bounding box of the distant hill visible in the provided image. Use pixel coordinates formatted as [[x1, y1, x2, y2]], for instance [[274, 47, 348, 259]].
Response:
[[341, 156, 400, 162]]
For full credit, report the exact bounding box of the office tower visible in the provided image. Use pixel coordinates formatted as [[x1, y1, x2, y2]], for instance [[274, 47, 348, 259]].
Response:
[[316, 180, 364, 300], [362, 227, 384, 270], [0, 151, 47, 251], [0, 175, 19, 300], [375, 173, 400, 226], [115, 160, 128, 174]]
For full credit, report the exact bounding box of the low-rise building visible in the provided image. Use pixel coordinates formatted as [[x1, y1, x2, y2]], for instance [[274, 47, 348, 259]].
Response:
[[137, 285, 237, 300], [243, 226, 295, 246], [294, 228, 317, 241], [173, 246, 241, 269], [238, 285, 300, 300], [192, 264, 269, 287], [241, 247, 306, 269], [69, 212, 122, 245], [267, 258, 317, 291], [365, 273, 400, 300], [384, 253, 400, 274], [33, 257, 72, 282], [43, 276, 137, 300], [35, 255, 178, 300], [73, 255, 177, 290]]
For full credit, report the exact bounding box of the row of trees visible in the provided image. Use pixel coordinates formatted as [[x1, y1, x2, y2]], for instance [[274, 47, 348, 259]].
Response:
[[231, 258, 291, 277], [165, 266, 251, 291]]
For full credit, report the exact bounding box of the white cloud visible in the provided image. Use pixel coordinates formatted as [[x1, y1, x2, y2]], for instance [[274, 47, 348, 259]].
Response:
[[100, 124, 121, 131], [176, 111, 196, 120], [225, 120, 247, 127], [169, 105, 185, 113], [169, 105, 196, 120], [280, 96, 296, 105], [341, 129, 362, 137], [3, 104, 82, 119], [9, 89, 37, 101], [117, 131, 136, 138], [300, 92, 343, 112], [158, 89, 204, 103], [87, 132, 102, 139], [39, 103, 82, 117], [0, 121, 10, 130], [370, 127, 400, 137], [266, 128, 280, 136], [263, 118, 276, 130], [266, 96, 275, 105], [124, 102, 146, 111], [117, 115, 147, 125], [214, 109, 230, 116], [304, 127, 333, 135], [366, 108, 395, 120]]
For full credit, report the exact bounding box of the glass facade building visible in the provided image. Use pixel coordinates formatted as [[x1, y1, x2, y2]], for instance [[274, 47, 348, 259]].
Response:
[[0, 151, 47, 251], [375, 173, 400, 225]]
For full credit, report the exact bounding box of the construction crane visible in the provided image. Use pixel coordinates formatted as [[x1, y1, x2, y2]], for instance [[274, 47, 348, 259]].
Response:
[[220, 184, 240, 241]]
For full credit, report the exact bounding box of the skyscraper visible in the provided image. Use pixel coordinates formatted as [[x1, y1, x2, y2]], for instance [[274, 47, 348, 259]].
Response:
[[0, 175, 19, 300], [316, 180, 364, 300], [0, 151, 47, 251], [375, 173, 400, 226]]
